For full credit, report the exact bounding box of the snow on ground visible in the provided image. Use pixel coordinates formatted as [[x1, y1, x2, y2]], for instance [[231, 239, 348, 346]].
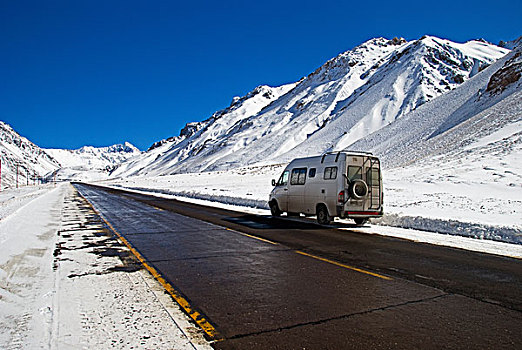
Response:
[[0, 185, 54, 221], [0, 183, 211, 349], [53, 166, 112, 183]]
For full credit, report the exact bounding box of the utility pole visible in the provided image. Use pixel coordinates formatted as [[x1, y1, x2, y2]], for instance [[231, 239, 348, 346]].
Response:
[[16, 163, 19, 189], [26, 168, 29, 186]]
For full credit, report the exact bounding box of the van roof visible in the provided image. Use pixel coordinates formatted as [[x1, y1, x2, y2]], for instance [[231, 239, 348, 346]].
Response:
[[286, 151, 378, 166], [329, 150, 374, 156]]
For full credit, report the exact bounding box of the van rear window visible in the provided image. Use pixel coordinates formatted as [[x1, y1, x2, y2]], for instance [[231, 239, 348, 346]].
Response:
[[348, 166, 362, 180], [290, 168, 307, 185], [324, 167, 337, 180]]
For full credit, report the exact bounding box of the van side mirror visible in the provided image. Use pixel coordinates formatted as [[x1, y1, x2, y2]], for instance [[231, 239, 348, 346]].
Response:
[[272, 179, 276, 186]]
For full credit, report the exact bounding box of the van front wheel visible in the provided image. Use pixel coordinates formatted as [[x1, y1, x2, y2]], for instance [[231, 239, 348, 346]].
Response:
[[270, 201, 281, 217], [316, 205, 331, 225]]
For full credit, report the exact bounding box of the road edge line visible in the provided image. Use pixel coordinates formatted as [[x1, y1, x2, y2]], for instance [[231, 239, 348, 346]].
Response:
[[74, 185, 224, 342]]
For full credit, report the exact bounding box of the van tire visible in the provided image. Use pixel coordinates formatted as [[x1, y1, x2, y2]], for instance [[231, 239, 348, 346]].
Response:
[[354, 218, 368, 226], [269, 201, 281, 217], [316, 205, 331, 225]]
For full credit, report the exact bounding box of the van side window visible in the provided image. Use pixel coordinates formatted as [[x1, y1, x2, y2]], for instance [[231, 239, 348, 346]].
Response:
[[277, 170, 289, 186], [308, 168, 316, 178], [324, 166, 338, 180], [348, 166, 362, 180], [290, 168, 307, 185]]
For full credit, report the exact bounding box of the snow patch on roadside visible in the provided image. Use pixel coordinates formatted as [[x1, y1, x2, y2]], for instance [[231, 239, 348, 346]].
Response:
[[0, 185, 54, 222], [0, 185, 63, 349], [373, 214, 521, 244], [344, 224, 522, 259], [0, 183, 211, 349]]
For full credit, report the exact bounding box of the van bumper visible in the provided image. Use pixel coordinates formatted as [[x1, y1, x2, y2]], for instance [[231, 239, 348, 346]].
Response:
[[339, 209, 383, 218]]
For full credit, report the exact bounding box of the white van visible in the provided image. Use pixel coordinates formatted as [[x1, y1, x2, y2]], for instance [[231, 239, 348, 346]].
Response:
[[269, 151, 383, 225]]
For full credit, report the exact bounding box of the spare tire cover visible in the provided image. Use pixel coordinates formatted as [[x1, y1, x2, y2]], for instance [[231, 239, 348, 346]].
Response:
[[349, 179, 368, 199]]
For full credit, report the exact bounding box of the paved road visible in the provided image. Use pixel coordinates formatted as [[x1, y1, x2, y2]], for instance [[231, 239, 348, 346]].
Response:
[[74, 183, 522, 349]]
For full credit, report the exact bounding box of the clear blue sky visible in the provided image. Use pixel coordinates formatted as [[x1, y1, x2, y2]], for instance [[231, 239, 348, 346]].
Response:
[[1, 0, 520, 150]]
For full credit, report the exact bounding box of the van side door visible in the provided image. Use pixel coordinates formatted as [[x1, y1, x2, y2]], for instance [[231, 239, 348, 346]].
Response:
[[323, 166, 339, 215], [288, 168, 307, 213]]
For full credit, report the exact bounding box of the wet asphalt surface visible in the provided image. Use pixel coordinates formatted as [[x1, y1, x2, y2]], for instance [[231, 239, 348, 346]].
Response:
[[74, 183, 522, 349]]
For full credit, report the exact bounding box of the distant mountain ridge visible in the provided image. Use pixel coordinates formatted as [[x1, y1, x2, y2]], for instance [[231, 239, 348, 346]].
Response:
[[45, 142, 141, 182], [112, 35, 510, 177], [0, 120, 141, 187], [46, 142, 140, 169]]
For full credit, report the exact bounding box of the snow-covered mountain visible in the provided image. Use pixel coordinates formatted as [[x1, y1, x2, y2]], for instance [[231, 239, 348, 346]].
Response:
[[351, 36, 521, 168], [0, 121, 60, 188], [112, 36, 509, 177], [45, 142, 141, 182], [112, 83, 296, 176]]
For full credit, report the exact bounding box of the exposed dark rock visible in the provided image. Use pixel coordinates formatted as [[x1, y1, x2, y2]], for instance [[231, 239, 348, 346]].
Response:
[[486, 51, 522, 94], [453, 74, 465, 84]]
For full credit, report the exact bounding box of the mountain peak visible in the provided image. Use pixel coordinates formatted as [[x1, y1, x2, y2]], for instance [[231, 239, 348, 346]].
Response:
[[499, 36, 522, 50]]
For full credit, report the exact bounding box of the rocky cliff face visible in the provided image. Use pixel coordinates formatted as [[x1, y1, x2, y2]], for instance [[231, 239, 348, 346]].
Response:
[[487, 38, 522, 94]]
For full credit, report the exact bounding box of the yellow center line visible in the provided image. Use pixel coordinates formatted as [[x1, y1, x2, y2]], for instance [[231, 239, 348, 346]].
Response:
[[295, 250, 393, 281], [75, 187, 223, 341], [224, 228, 390, 280], [226, 228, 278, 245]]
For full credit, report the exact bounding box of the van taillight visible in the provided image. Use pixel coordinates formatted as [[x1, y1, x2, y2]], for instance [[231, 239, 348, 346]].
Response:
[[338, 191, 345, 203]]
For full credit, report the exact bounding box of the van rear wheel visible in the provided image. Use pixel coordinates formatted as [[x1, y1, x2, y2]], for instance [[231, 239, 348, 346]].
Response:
[[354, 218, 368, 226], [269, 201, 281, 217], [316, 205, 331, 225]]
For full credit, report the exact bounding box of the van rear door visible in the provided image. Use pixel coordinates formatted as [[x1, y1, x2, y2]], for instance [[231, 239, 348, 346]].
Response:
[[366, 158, 382, 210], [345, 155, 382, 213]]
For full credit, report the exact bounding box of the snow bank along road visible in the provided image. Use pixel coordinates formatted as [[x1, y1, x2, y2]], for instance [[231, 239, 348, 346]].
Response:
[[74, 183, 522, 349]]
